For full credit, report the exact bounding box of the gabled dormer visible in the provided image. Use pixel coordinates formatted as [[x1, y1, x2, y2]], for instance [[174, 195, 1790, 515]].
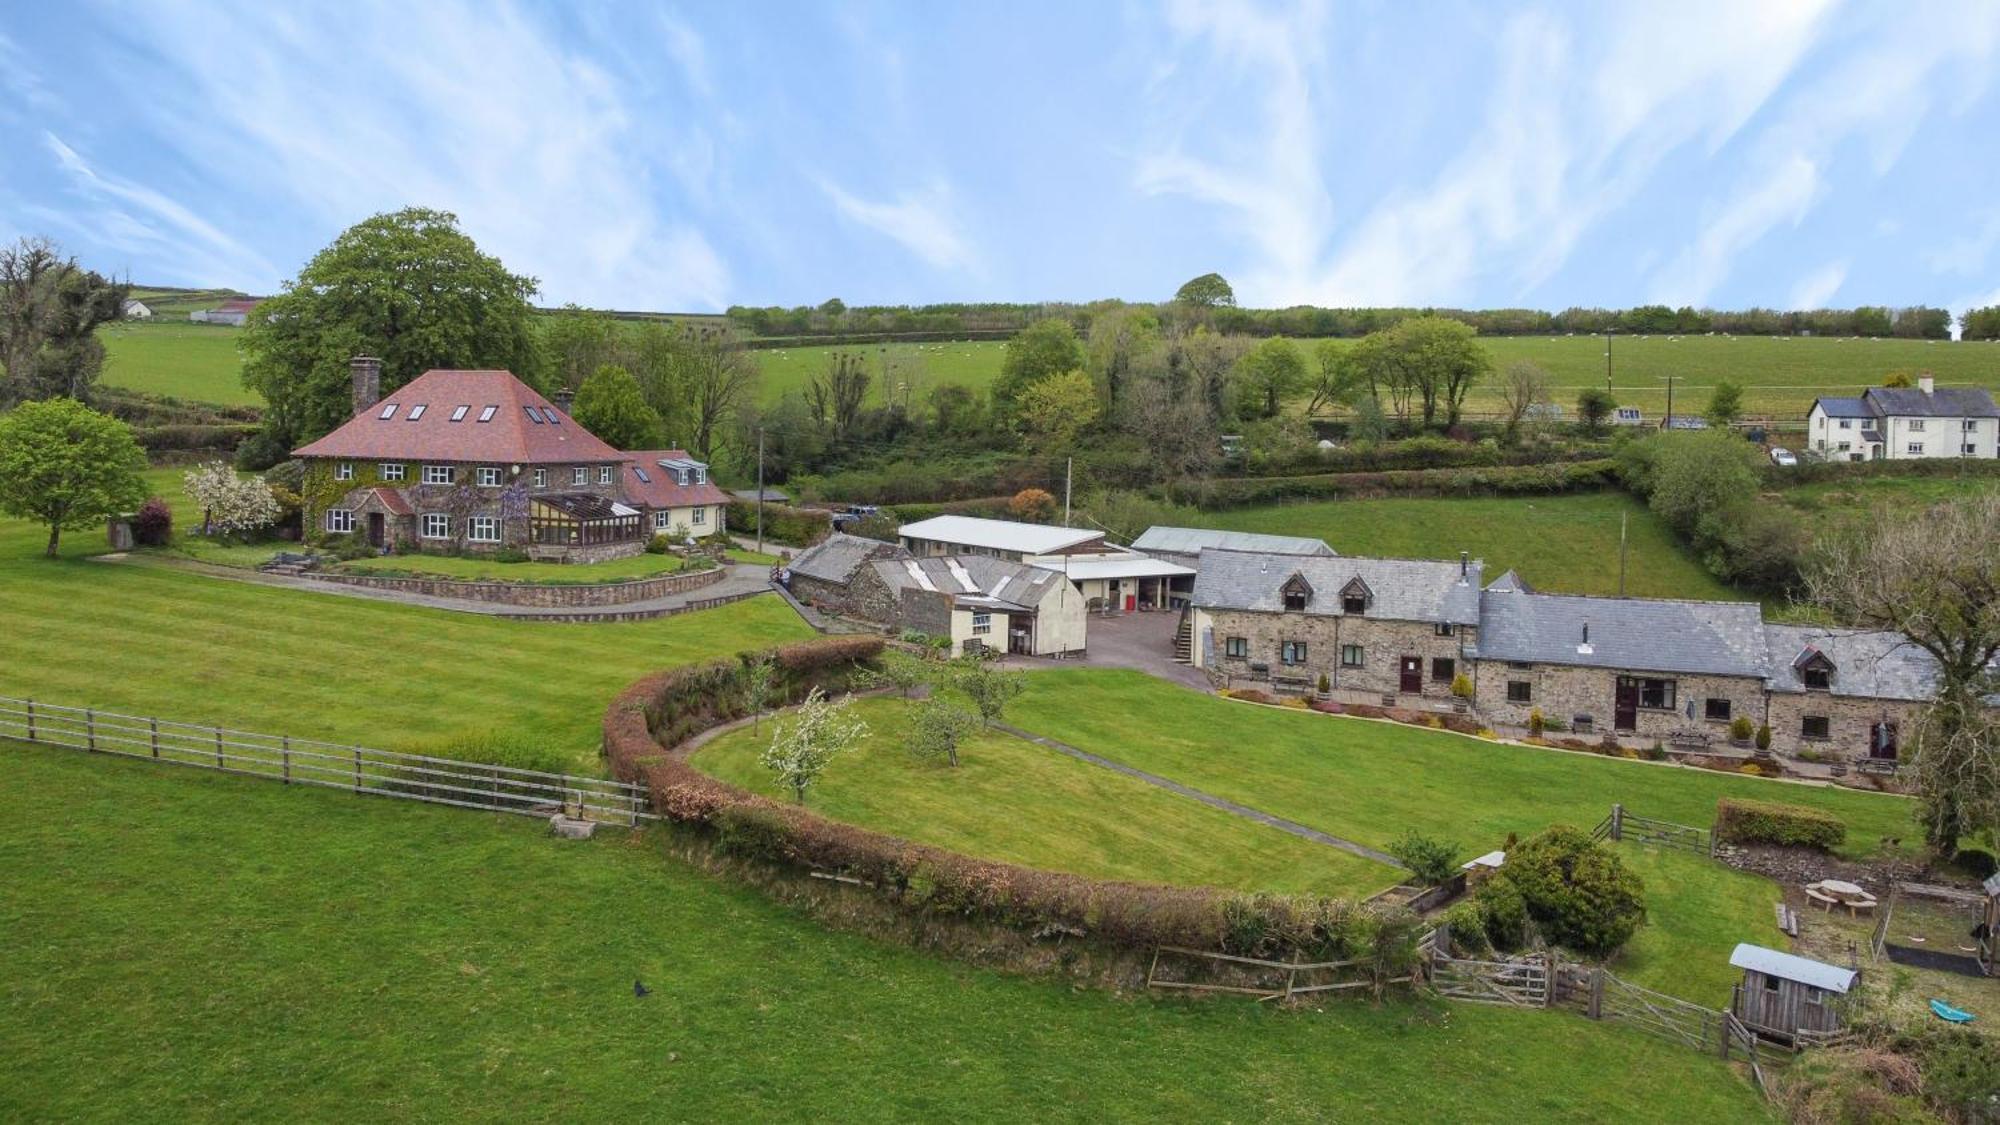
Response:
[[1793, 646, 1836, 691], [1280, 572, 1314, 612], [1339, 575, 1372, 615]]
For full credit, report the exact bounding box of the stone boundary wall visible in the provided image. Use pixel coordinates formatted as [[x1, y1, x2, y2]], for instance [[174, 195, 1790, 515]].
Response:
[[312, 562, 727, 607]]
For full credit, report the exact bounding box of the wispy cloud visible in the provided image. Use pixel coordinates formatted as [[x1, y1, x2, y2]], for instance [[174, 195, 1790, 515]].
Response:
[[1789, 260, 1847, 310], [41, 132, 276, 283], [818, 177, 976, 271], [1651, 155, 1821, 305]]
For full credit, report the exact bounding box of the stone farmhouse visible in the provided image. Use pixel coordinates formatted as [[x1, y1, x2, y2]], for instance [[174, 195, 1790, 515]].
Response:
[[784, 532, 1086, 657], [1190, 548, 1960, 768], [294, 357, 727, 561], [1806, 376, 1999, 461]]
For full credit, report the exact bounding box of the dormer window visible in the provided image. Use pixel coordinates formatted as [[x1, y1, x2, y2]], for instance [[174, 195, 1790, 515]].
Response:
[[1794, 647, 1836, 691], [407, 404, 426, 421], [1339, 576, 1372, 615], [677, 469, 691, 486], [378, 403, 398, 420], [450, 405, 469, 422], [1280, 573, 1313, 612], [1803, 668, 1831, 690]]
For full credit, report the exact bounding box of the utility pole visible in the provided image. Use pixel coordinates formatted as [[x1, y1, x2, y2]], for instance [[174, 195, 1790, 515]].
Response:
[[1604, 330, 1613, 394], [1617, 511, 1628, 597], [1064, 457, 1073, 526], [1661, 374, 1676, 430], [754, 427, 766, 554]]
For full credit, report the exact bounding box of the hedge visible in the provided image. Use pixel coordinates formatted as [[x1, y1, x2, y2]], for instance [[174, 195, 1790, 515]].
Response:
[[602, 637, 1422, 965], [1712, 797, 1846, 851], [133, 422, 262, 453], [726, 500, 832, 547], [1171, 459, 1619, 509]]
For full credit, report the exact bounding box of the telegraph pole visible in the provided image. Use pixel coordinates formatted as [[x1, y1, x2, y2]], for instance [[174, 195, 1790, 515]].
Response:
[[1661, 374, 1676, 430], [1064, 457, 1073, 525], [1604, 330, 1614, 394], [755, 427, 766, 554]]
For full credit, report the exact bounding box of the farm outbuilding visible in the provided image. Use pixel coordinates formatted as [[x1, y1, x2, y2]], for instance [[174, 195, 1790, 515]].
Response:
[[1728, 943, 1855, 1043]]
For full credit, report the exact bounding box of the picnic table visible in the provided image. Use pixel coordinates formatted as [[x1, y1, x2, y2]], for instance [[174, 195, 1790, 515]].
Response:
[[1806, 879, 1877, 916]]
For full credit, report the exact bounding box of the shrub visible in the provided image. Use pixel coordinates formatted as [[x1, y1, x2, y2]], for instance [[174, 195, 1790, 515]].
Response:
[[1449, 673, 1474, 699], [1441, 901, 1491, 956], [726, 500, 831, 546], [328, 533, 375, 561], [1712, 798, 1846, 850], [1226, 689, 1275, 705], [1316, 672, 1331, 695], [1729, 716, 1754, 742], [132, 497, 173, 546], [645, 534, 671, 554], [1388, 831, 1462, 887], [492, 547, 529, 563], [1527, 708, 1545, 737], [1482, 825, 1645, 955], [1755, 724, 1771, 752], [1474, 877, 1531, 950], [714, 803, 797, 863], [1738, 763, 1763, 776]]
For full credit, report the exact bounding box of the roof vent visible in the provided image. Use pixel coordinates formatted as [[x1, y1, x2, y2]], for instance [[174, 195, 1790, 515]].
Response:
[[1918, 373, 1935, 395], [1459, 550, 1469, 580], [1577, 621, 1593, 656]]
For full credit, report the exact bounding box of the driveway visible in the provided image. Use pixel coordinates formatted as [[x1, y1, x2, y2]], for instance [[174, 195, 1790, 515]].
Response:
[[1015, 609, 1212, 691]]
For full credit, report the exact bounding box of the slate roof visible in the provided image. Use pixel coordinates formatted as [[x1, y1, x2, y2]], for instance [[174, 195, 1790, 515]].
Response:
[[1192, 549, 1482, 625], [1812, 396, 1871, 419], [1484, 569, 1534, 594], [896, 515, 1104, 555], [788, 532, 906, 585], [295, 369, 628, 465], [1761, 624, 1941, 701], [871, 553, 1067, 611], [1131, 526, 1336, 558], [1865, 385, 1999, 418], [620, 449, 730, 510], [1475, 587, 1768, 678]]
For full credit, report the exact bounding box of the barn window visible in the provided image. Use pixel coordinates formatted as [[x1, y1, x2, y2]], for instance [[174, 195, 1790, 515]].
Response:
[[1801, 715, 1830, 740], [1704, 698, 1731, 721], [1225, 636, 1248, 659], [1431, 658, 1455, 682], [1507, 681, 1532, 704]]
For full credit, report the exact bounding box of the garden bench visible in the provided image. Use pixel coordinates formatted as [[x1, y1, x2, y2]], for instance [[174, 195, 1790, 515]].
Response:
[[1804, 888, 1838, 911]]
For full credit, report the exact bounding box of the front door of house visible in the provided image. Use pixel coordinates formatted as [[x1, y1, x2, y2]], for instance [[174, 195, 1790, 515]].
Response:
[[1614, 676, 1639, 731], [1399, 656, 1422, 694], [367, 512, 385, 548]]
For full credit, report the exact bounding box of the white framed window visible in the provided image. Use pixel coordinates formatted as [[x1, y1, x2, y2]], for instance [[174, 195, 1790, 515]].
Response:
[[422, 464, 454, 485], [450, 405, 469, 422], [476, 466, 502, 487], [1280, 640, 1307, 665], [1907, 442, 1924, 455], [1340, 644, 1364, 667], [598, 466, 613, 485], [467, 515, 500, 543], [335, 462, 354, 481], [407, 404, 427, 421], [533, 468, 547, 488], [1964, 444, 1978, 455], [1837, 418, 1851, 429], [971, 612, 992, 635], [1836, 442, 1851, 452], [1908, 419, 1926, 432], [692, 506, 706, 526], [654, 510, 672, 531], [1224, 636, 1248, 659], [378, 403, 398, 420], [325, 509, 355, 534], [421, 513, 451, 539], [1964, 419, 1981, 432], [379, 462, 406, 482], [572, 467, 587, 486]]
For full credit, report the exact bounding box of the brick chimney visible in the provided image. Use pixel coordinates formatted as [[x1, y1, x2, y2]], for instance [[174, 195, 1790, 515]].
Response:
[[351, 356, 382, 415], [551, 387, 575, 416], [1918, 373, 1935, 395]]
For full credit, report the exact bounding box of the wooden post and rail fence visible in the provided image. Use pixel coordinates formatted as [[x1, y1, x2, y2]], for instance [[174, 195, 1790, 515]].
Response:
[[0, 695, 651, 827], [1590, 802, 1715, 856]]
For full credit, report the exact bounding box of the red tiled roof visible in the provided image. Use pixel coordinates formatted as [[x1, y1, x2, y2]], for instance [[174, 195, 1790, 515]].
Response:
[[293, 369, 627, 465], [369, 486, 414, 516], [215, 298, 260, 313], [621, 449, 731, 510]]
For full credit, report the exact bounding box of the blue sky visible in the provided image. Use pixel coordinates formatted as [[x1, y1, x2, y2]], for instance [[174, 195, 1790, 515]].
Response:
[[4, 1, 1999, 316]]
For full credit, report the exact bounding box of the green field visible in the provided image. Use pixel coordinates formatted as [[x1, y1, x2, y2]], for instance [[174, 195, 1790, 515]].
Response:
[[100, 320, 258, 406], [0, 746, 1768, 1122], [1609, 846, 1790, 1006], [0, 480, 811, 767], [1203, 491, 1743, 602], [694, 695, 1401, 896]]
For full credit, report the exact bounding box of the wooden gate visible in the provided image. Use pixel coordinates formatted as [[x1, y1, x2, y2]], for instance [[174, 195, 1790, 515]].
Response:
[[1431, 955, 1548, 1007]]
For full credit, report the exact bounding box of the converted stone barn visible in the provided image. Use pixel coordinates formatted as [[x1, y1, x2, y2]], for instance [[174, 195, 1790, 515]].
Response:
[[295, 357, 724, 561], [1761, 625, 1935, 767], [1190, 548, 1484, 701]]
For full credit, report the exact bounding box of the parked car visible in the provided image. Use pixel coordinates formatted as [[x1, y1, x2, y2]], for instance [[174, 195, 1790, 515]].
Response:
[[1769, 447, 1798, 467]]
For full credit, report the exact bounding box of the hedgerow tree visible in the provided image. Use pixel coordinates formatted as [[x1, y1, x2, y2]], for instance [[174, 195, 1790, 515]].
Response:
[[993, 318, 1083, 420], [1007, 488, 1057, 524], [240, 208, 540, 460], [1017, 369, 1098, 452], [1576, 388, 1617, 435], [182, 461, 282, 536], [571, 364, 661, 450], [1808, 494, 2000, 854], [1173, 272, 1235, 308], [1232, 336, 1305, 419], [760, 687, 868, 804], [0, 235, 128, 406], [0, 398, 147, 556], [1705, 380, 1744, 427]]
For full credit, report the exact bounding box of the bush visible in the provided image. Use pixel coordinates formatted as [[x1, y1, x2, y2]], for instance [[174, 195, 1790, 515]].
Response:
[[726, 500, 831, 547], [1388, 831, 1462, 886], [1481, 825, 1645, 955], [132, 497, 173, 546], [1712, 798, 1846, 850], [1527, 708, 1545, 737], [1474, 877, 1531, 949], [492, 547, 529, 563], [645, 534, 671, 554], [1729, 716, 1754, 742], [1449, 673, 1474, 699], [328, 533, 375, 561], [1755, 724, 1771, 752], [1441, 901, 1491, 956]]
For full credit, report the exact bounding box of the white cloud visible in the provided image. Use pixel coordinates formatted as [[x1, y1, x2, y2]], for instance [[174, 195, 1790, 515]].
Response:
[[96, 0, 730, 309], [1650, 155, 1821, 305], [41, 132, 276, 284], [1927, 208, 2000, 276], [818, 177, 976, 271], [1788, 260, 1847, 310]]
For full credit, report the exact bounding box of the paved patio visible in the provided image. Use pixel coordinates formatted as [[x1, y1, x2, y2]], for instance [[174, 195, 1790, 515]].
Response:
[[1014, 609, 1212, 691]]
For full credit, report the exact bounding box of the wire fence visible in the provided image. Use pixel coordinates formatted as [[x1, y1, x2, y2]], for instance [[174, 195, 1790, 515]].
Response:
[[0, 696, 652, 826]]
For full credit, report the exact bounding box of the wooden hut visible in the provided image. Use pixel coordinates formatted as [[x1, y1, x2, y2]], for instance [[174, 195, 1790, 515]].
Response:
[[1729, 943, 1855, 1043]]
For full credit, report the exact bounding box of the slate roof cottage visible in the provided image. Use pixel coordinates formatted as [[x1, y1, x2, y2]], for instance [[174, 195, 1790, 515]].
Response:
[[1807, 375, 1999, 461], [294, 357, 726, 561]]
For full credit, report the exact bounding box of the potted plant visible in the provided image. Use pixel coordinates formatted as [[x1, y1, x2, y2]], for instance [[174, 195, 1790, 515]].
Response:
[[1449, 673, 1474, 712], [1527, 707, 1545, 738], [1728, 716, 1754, 748], [1754, 724, 1772, 753], [1316, 671, 1331, 699]]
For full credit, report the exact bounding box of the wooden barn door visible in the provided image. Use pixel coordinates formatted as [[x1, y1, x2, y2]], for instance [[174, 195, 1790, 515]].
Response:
[[1614, 677, 1639, 731]]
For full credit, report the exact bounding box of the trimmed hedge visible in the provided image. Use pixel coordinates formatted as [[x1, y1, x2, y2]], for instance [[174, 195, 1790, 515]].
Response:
[[726, 500, 832, 547], [1172, 459, 1619, 509], [1713, 797, 1846, 851], [602, 638, 1422, 965]]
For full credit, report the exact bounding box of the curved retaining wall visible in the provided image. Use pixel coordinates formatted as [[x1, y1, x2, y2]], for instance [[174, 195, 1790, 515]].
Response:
[[313, 562, 727, 607]]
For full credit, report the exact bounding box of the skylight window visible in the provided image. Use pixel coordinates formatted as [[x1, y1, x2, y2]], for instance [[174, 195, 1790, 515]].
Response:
[[378, 403, 398, 420], [524, 406, 544, 424], [477, 405, 497, 423], [634, 467, 651, 483], [545, 410, 561, 425], [450, 405, 469, 422], [407, 404, 426, 421]]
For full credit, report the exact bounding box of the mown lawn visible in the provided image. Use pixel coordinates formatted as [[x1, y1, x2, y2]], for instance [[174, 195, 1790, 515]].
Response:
[[1609, 846, 1790, 1006], [1202, 491, 1743, 601], [0, 745, 1771, 1123], [331, 550, 714, 584], [694, 696, 1401, 896], [0, 500, 811, 768]]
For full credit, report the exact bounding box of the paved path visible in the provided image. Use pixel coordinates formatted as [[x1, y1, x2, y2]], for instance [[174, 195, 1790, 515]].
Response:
[[97, 554, 777, 621], [992, 720, 1404, 869]]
